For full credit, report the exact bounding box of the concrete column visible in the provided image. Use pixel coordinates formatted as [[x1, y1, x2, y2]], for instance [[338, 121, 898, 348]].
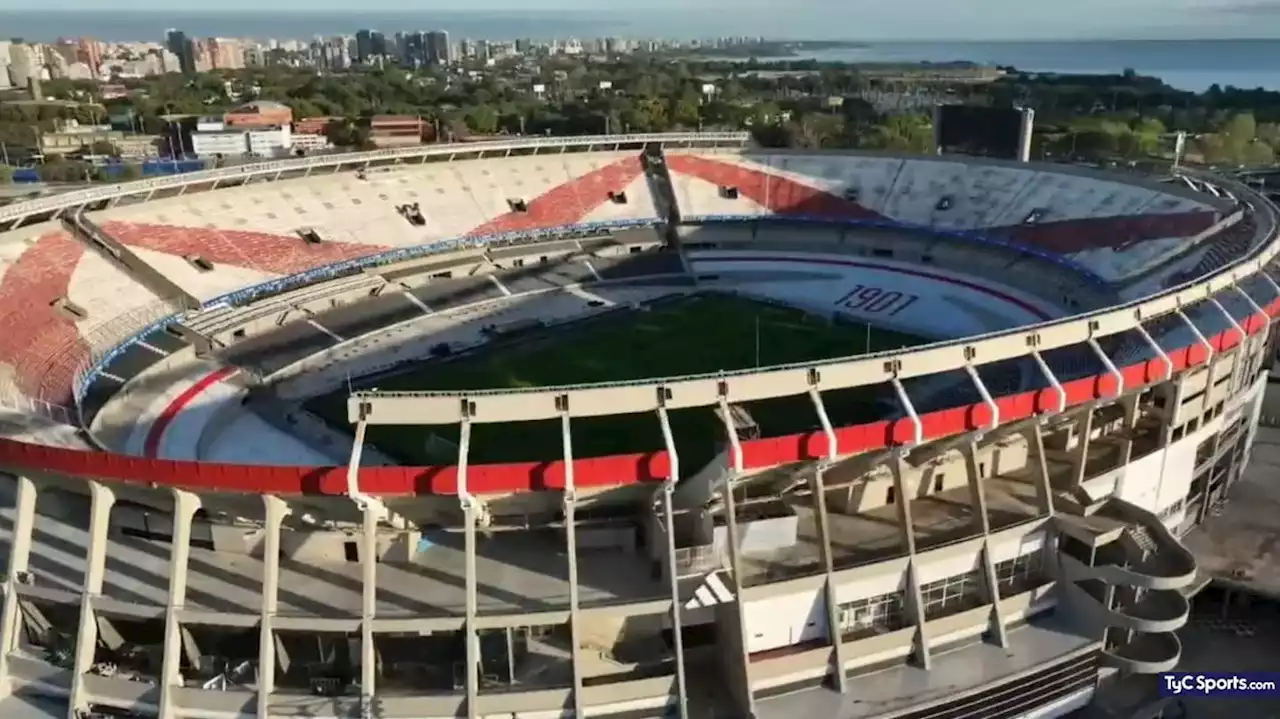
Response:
[[361, 505, 379, 716], [1027, 424, 1057, 517], [962, 442, 1009, 648], [0, 475, 38, 697], [257, 496, 288, 717], [1070, 407, 1095, 488], [561, 412, 584, 718], [808, 466, 849, 691], [661, 487, 690, 719], [1117, 394, 1142, 466], [720, 477, 756, 718], [458, 418, 479, 719], [463, 503, 478, 718], [158, 489, 201, 719], [656, 406, 688, 719], [890, 452, 931, 670], [68, 481, 115, 719]]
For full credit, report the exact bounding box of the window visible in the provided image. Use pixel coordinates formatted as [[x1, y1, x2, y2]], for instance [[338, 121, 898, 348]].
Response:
[[886, 485, 896, 505], [919, 570, 981, 620], [933, 473, 944, 493], [837, 591, 905, 636], [993, 551, 1045, 596]]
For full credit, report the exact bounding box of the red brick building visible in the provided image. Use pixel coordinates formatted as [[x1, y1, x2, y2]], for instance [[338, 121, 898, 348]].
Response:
[[224, 101, 294, 129]]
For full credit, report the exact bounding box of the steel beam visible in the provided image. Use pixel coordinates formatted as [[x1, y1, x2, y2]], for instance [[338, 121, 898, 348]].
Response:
[[890, 377, 923, 446], [1032, 350, 1067, 415], [1087, 338, 1123, 398], [1133, 323, 1173, 382]]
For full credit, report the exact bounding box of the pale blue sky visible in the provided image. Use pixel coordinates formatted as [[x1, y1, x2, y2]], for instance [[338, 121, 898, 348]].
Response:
[[1, 0, 1279, 39]]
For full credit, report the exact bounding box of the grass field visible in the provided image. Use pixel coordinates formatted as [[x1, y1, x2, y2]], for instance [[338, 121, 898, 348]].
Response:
[[306, 293, 925, 469]]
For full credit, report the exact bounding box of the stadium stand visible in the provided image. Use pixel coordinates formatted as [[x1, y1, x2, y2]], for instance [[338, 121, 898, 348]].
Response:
[[0, 222, 174, 406], [0, 137, 1276, 719], [667, 152, 1226, 282]]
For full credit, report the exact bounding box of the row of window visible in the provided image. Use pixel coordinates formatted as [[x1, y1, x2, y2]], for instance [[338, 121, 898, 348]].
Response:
[[834, 550, 1047, 635]]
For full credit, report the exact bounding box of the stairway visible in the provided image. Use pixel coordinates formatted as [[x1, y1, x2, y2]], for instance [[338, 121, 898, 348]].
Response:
[[1127, 525, 1158, 558]]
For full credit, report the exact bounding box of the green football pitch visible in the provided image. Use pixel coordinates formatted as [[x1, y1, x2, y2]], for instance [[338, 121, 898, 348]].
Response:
[[306, 293, 925, 469]]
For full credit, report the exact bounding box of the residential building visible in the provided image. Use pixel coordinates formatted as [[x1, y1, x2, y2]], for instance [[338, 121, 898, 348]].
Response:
[[368, 115, 427, 148], [191, 118, 292, 159], [165, 29, 194, 73], [426, 30, 451, 65], [39, 124, 124, 157]]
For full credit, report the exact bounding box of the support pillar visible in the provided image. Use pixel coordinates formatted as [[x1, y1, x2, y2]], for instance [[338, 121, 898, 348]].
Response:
[[809, 466, 849, 690], [890, 451, 931, 670], [962, 441, 1009, 648], [68, 481, 114, 719], [718, 397, 756, 719], [808, 386, 849, 692], [159, 489, 201, 719], [0, 475, 37, 696], [458, 416, 480, 719], [257, 496, 289, 718], [1071, 407, 1095, 489], [360, 504, 378, 718], [656, 404, 689, 719], [560, 410, 584, 718]]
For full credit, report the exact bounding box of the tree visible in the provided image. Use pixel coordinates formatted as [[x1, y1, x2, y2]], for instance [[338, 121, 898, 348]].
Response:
[[1225, 113, 1258, 142], [463, 105, 500, 135], [0, 165, 12, 184]]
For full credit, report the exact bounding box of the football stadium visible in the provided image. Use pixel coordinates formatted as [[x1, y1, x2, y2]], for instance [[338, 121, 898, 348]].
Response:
[[0, 131, 1274, 719]]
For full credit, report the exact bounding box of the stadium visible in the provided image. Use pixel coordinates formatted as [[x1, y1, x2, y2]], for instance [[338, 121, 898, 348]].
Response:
[[0, 130, 1274, 719]]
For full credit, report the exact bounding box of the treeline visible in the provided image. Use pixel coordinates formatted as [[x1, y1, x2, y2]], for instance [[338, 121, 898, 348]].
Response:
[[11, 56, 1280, 167]]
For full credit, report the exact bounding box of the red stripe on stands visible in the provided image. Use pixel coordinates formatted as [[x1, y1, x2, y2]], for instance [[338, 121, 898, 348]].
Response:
[[0, 300, 1273, 497], [695, 254, 1056, 321], [142, 367, 238, 459]]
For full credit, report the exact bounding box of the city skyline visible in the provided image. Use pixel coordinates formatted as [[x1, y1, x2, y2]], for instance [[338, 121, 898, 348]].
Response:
[[3, 4, 1280, 41]]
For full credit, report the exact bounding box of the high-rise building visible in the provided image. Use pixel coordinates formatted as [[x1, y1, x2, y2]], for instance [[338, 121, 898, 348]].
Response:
[[7, 42, 40, 89], [370, 31, 389, 58], [165, 29, 194, 73], [426, 30, 451, 66], [403, 32, 427, 67], [0, 41, 11, 90], [210, 38, 245, 70], [355, 29, 373, 63], [77, 37, 102, 75], [191, 39, 214, 72]]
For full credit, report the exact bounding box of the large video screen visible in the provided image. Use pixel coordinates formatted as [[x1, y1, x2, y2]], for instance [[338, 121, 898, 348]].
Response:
[[936, 105, 1026, 160]]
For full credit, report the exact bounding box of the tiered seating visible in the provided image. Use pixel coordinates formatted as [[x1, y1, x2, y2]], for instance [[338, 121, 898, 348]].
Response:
[[1161, 214, 1258, 290], [0, 223, 169, 405], [667, 153, 772, 218], [98, 221, 388, 300], [89, 154, 663, 304], [668, 152, 1223, 281], [465, 154, 650, 236]]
